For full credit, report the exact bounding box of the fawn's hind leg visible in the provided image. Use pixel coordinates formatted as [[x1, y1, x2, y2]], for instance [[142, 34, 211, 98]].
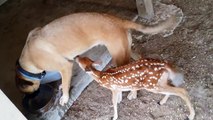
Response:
[[154, 86, 195, 120], [158, 94, 170, 105]]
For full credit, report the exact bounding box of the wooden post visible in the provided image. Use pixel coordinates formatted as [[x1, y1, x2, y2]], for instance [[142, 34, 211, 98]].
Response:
[[136, 0, 154, 19]]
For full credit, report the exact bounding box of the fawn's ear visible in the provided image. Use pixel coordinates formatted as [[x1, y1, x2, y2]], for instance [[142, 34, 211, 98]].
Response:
[[92, 59, 102, 67]]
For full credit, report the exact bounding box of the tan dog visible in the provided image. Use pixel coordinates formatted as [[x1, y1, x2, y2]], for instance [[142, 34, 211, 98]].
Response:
[[17, 12, 176, 106]]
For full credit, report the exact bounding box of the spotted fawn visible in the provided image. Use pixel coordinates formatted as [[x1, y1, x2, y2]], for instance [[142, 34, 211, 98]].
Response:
[[75, 56, 195, 120]]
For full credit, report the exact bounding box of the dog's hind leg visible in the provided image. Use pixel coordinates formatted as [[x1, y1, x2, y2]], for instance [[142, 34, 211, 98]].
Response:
[[106, 37, 131, 67]]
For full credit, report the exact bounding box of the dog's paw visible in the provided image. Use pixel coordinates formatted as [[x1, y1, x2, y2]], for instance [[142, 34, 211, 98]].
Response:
[[59, 95, 69, 106], [59, 84, 62, 90]]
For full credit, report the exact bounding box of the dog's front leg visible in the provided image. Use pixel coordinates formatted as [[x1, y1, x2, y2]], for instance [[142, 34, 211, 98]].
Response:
[[59, 61, 73, 106]]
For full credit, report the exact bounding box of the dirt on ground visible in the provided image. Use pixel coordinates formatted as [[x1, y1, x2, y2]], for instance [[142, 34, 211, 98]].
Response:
[[0, 0, 212, 120]]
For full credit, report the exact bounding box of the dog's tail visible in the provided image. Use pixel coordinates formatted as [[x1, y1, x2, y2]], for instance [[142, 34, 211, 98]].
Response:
[[122, 15, 177, 35]]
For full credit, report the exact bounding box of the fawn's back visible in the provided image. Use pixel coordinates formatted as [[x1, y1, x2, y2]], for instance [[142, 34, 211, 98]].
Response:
[[99, 58, 169, 90]]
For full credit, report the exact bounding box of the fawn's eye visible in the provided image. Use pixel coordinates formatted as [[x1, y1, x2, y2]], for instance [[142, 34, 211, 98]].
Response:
[[85, 66, 91, 71]]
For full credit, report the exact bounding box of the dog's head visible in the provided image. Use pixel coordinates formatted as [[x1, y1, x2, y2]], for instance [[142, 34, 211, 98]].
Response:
[[15, 74, 40, 93], [15, 61, 44, 93]]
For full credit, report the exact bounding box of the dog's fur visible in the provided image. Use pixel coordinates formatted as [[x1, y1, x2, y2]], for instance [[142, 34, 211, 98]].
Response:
[[17, 12, 176, 105]]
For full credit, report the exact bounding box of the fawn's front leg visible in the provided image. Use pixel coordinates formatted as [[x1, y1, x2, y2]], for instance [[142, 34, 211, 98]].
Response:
[[112, 90, 120, 120]]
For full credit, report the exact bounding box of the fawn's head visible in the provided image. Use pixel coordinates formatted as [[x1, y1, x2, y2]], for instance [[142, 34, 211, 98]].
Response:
[[75, 56, 102, 71], [76, 56, 103, 80], [75, 56, 94, 71]]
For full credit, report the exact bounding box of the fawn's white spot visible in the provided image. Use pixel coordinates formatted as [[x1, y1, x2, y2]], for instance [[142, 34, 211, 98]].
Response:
[[149, 72, 153, 74], [154, 67, 158, 71]]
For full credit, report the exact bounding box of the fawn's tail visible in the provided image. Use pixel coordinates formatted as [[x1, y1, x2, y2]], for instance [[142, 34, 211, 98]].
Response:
[[166, 67, 184, 87]]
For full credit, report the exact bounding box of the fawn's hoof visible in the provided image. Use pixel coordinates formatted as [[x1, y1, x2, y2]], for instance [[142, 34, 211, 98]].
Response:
[[110, 115, 118, 120], [184, 117, 189, 120], [186, 113, 195, 120], [157, 101, 161, 105], [110, 117, 117, 120]]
